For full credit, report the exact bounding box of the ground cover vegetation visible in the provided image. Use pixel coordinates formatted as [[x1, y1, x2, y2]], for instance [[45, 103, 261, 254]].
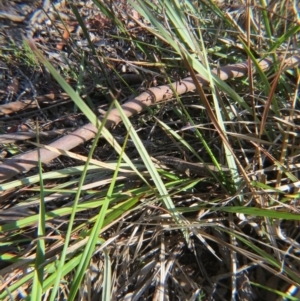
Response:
[[0, 0, 300, 300]]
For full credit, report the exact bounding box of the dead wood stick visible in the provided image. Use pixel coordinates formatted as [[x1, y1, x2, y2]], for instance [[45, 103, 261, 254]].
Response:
[[0, 128, 76, 143], [0, 55, 299, 182], [0, 75, 143, 116], [0, 94, 69, 116]]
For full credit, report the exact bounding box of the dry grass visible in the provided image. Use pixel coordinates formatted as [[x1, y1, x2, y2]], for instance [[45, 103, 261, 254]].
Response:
[[0, 0, 300, 300]]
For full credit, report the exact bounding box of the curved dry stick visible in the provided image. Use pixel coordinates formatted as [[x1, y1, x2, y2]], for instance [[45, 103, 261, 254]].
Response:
[[0, 75, 142, 116], [0, 128, 75, 143], [0, 94, 69, 116], [0, 11, 25, 22], [0, 56, 299, 182]]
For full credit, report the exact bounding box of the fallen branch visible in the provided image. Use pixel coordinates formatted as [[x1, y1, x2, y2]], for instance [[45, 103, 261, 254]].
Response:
[[0, 55, 299, 182], [0, 93, 69, 116], [0, 128, 75, 143], [0, 75, 142, 116]]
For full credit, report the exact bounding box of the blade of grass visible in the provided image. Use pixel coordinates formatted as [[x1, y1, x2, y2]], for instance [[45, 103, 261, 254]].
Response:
[[48, 101, 118, 300], [250, 282, 299, 301], [102, 249, 112, 301], [268, 24, 300, 53], [0, 165, 103, 191], [129, 0, 254, 114], [30, 124, 46, 301], [218, 206, 300, 220], [181, 53, 242, 187], [67, 128, 129, 301], [27, 141, 136, 174], [113, 99, 188, 237], [154, 117, 229, 188], [0, 191, 144, 234], [193, 26, 240, 189]]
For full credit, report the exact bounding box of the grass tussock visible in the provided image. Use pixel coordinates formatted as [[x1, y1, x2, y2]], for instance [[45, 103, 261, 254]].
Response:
[[0, 0, 300, 300]]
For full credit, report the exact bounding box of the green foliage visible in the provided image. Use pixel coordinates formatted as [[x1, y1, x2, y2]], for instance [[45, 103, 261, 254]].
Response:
[[1, 0, 300, 300]]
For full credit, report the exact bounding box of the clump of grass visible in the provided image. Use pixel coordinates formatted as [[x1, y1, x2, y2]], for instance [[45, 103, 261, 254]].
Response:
[[0, 39, 40, 70], [0, 0, 300, 300]]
